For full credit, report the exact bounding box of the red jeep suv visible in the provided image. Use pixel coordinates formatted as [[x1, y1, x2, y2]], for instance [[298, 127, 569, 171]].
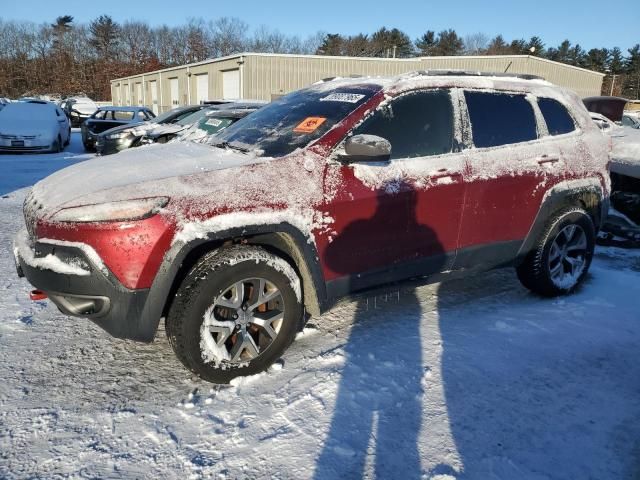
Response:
[[15, 71, 610, 383]]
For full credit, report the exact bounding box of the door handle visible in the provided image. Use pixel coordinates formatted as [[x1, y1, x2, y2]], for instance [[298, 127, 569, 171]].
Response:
[[537, 155, 560, 165]]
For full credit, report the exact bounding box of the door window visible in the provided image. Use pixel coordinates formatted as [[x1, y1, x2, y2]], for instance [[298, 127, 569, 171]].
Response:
[[537, 98, 575, 135], [354, 89, 454, 159], [464, 91, 538, 148]]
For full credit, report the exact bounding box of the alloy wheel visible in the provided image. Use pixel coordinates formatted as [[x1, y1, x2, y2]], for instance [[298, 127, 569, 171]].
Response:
[[201, 277, 285, 364], [548, 224, 588, 288]]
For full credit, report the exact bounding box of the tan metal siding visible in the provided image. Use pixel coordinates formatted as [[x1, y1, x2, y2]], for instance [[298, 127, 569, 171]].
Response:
[[111, 53, 604, 110]]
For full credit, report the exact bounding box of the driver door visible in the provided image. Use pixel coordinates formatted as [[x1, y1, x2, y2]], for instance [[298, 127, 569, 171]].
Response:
[[318, 89, 467, 294]]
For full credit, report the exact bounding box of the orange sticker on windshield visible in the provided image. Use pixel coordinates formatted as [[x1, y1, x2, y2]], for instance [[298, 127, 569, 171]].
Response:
[[293, 117, 326, 133]]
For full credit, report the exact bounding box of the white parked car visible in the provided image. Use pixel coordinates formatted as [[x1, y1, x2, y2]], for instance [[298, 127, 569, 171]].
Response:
[[0, 101, 71, 153]]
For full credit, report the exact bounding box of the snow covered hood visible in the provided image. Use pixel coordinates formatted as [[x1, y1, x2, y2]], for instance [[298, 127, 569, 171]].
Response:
[[30, 142, 265, 212], [0, 104, 57, 136]]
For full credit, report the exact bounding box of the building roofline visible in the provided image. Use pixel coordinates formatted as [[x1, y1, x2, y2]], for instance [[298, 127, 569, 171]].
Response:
[[110, 52, 605, 83]]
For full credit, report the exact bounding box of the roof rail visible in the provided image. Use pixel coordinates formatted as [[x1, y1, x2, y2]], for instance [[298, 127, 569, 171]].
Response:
[[407, 70, 545, 81]]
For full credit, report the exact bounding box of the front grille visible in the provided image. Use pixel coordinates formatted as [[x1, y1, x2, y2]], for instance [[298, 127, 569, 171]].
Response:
[[0, 134, 37, 140], [23, 193, 44, 240]]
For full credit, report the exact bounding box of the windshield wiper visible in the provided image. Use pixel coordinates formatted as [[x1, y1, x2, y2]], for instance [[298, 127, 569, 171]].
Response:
[[212, 141, 249, 153]]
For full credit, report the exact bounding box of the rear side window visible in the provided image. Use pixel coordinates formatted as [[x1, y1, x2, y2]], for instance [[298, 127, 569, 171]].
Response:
[[113, 111, 135, 121], [355, 89, 454, 159], [465, 91, 538, 148], [538, 98, 575, 135]]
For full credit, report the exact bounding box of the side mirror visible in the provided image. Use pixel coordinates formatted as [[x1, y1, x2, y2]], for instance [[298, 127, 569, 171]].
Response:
[[342, 134, 391, 163]]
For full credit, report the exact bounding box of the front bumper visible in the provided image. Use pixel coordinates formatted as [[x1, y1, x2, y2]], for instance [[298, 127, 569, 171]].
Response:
[[14, 230, 156, 342], [96, 136, 134, 155], [0, 138, 51, 152]]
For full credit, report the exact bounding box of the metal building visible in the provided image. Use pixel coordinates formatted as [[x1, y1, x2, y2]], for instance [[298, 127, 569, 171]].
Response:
[[110, 53, 604, 114]]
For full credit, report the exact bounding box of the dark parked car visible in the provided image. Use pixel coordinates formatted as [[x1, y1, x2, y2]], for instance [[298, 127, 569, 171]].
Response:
[[96, 105, 206, 155], [62, 97, 99, 127], [139, 102, 265, 145], [82, 106, 154, 151]]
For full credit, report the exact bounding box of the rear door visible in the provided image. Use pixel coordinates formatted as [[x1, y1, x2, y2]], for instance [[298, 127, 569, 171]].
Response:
[[321, 89, 466, 290], [454, 90, 566, 269]]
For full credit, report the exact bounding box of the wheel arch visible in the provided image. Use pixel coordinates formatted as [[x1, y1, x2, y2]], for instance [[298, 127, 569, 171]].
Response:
[[517, 179, 607, 261], [140, 222, 327, 340]]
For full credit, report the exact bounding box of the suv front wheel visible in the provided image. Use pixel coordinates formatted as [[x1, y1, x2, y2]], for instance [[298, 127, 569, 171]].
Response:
[[517, 207, 595, 296], [166, 246, 303, 383]]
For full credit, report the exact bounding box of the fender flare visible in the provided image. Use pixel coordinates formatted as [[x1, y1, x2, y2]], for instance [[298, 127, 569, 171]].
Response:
[[138, 222, 327, 340], [517, 178, 608, 260]]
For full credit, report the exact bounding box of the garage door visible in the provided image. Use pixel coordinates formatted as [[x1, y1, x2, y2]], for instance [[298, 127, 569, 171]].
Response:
[[196, 74, 209, 104], [222, 69, 240, 100], [170, 78, 179, 107], [149, 80, 158, 115], [136, 83, 142, 106]]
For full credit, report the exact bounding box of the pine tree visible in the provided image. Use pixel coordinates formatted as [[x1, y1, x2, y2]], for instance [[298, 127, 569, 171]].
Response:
[[584, 48, 609, 73], [509, 39, 528, 55], [317, 33, 343, 56], [527, 36, 545, 56], [89, 15, 120, 60], [486, 35, 509, 55], [434, 29, 463, 56], [609, 47, 625, 74], [370, 27, 414, 58], [415, 31, 437, 56]]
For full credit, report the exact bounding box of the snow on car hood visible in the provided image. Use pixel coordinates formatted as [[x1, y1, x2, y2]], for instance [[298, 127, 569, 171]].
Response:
[[0, 106, 56, 137], [146, 123, 186, 137], [72, 103, 98, 115], [30, 142, 266, 212]]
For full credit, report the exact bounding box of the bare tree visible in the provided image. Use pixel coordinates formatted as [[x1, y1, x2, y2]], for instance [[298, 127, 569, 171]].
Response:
[[209, 17, 248, 57], [464, 32, 489, 55]]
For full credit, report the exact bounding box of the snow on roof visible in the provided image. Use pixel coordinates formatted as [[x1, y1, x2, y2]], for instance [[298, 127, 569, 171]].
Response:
[[97, 106, 150, 112]]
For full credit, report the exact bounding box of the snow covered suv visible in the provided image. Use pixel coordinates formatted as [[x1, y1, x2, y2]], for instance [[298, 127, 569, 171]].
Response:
[[14, 71, 610, 383]]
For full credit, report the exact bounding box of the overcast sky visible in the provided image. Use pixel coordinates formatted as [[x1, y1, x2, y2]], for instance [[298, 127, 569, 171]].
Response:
[[3, 0, 638, 52]]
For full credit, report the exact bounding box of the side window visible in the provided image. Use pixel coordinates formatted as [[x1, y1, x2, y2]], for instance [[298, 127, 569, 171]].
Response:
[[464, 91, 538, 148], [354, 89, 454, 159], [538, 98, 575, 135], [93, 110, 106, 120]]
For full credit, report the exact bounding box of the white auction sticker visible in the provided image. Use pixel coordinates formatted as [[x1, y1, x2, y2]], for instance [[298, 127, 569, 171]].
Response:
[[319, 93, 366, 103], [206, 118, 223, 127]]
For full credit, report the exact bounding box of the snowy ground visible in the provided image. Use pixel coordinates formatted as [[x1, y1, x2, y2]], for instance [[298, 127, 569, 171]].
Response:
[[1, 133, 640, 479]]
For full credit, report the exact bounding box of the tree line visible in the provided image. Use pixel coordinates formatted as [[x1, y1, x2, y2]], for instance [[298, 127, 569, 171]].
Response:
[[0, 15, 638, 100]]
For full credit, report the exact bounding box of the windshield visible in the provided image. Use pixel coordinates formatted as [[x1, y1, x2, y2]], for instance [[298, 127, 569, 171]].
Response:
[[212, 83, 382, 157], [176, 108, 210, 126], [179, 115, 239, 143]]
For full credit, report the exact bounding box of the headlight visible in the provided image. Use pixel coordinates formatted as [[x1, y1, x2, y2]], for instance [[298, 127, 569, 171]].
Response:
[[50, 197, 169, 223], [107, 132, 128, 140]]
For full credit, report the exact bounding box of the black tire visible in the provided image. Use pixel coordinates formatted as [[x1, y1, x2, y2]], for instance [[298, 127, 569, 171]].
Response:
[[517, 207, 595, 296], [166, 245, 303, 383], [64, 127, 71, 146], [51, 137, 62, 153]]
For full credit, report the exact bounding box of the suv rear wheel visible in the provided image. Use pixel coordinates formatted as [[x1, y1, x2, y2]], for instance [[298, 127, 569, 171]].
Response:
[[166, 246, 303, 383], [517, 207, 595, 296]]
